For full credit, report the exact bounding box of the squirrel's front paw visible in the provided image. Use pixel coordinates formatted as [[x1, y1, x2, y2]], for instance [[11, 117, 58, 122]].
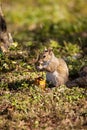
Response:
[[37, 65, 43, 70]]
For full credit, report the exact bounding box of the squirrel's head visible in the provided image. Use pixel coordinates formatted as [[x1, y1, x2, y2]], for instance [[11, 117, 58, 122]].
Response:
[[39, 47, 54, 63], [35, 47, 54, 70]]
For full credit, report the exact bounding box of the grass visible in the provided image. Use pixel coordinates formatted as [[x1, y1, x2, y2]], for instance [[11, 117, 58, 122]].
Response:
[[0, 0, 87, 129], [0, 86, 87, 129]]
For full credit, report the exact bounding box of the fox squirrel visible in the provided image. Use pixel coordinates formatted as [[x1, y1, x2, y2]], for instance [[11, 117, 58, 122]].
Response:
[[36, 48, 69, 87]]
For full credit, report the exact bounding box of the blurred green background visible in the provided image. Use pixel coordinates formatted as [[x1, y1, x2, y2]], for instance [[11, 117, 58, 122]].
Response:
[[3, 0, 87, 34], [3, 0, 87, 26]]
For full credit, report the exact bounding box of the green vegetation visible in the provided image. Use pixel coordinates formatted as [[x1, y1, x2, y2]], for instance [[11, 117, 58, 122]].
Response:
[[0, 0, 87, 129]]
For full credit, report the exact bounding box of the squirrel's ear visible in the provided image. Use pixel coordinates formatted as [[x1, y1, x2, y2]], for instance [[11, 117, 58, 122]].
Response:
[[48, 47, 53, 52], [48, 47, 53, 55], [44, 47, 48, 52]]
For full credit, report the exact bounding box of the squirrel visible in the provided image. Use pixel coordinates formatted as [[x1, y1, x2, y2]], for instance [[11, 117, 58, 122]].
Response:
[[36, 48, 69, 87]]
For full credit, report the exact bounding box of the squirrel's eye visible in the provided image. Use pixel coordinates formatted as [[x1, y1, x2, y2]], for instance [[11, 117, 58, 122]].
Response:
[[43, 55, 46, 58]]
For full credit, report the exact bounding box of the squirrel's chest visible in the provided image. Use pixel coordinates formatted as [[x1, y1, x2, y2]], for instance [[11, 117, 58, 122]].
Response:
[[46, 71, 59, 85]]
